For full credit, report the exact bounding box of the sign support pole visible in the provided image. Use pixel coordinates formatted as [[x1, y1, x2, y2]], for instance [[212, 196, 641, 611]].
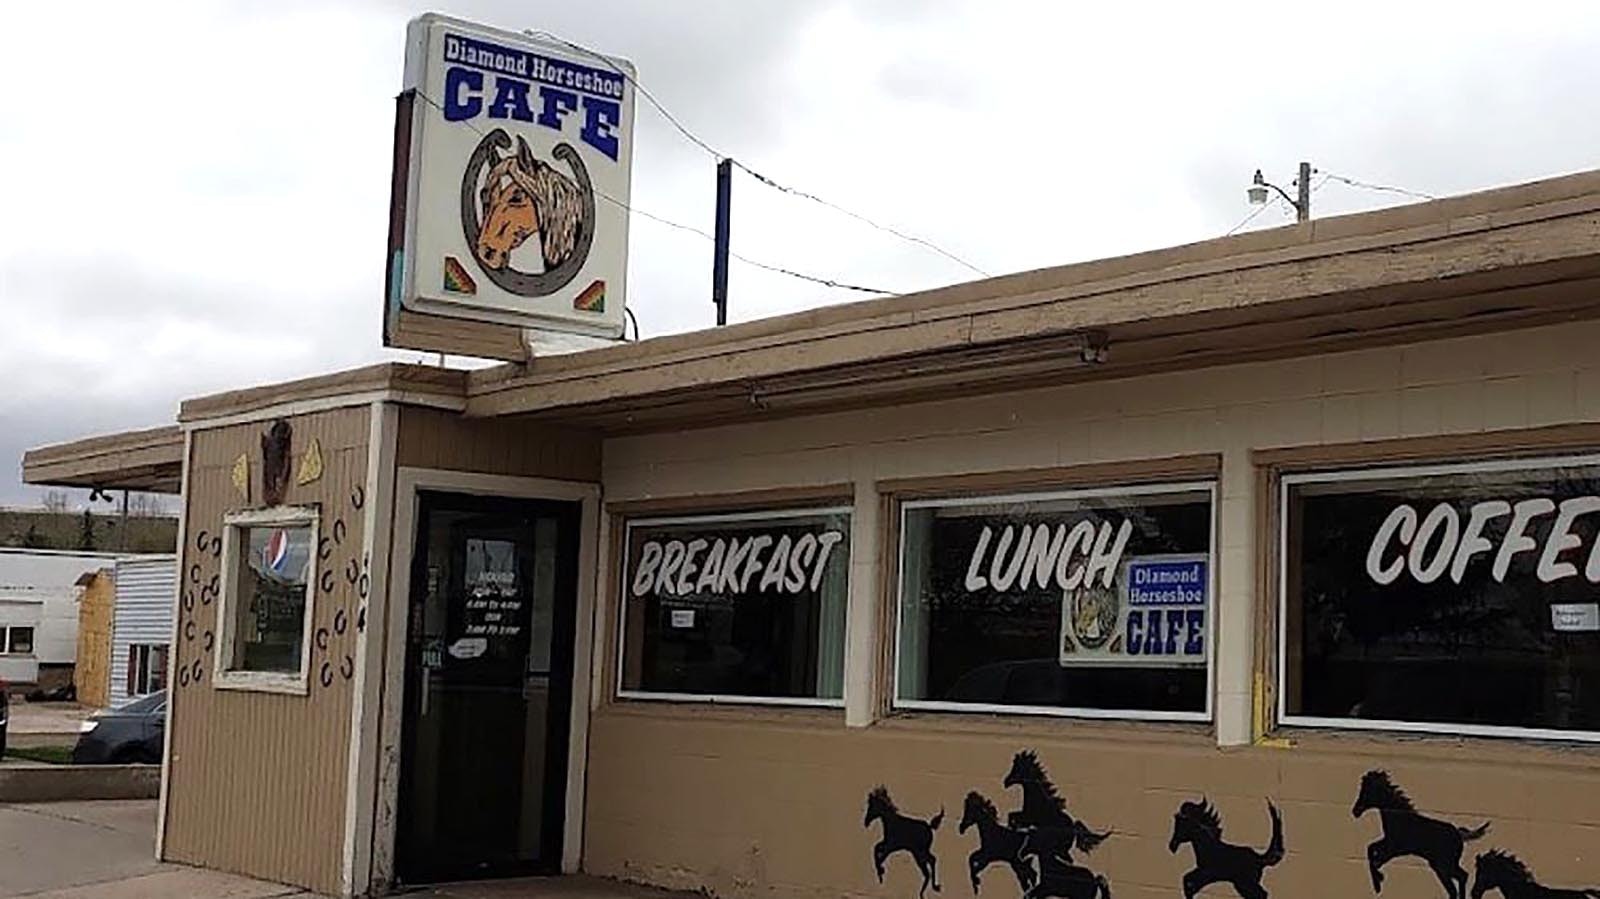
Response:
[[713, 159, 732, 326]]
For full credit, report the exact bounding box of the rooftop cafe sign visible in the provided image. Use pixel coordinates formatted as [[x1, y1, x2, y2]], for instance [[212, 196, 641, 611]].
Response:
[[395, 14, 635, 338], [1366, 496, 1600, 585]]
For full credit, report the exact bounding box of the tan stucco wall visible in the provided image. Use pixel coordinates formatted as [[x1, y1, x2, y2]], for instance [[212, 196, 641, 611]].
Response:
[[74, 569, 113, 708], [163, 406, 371, 895], [586, 320, 1600, 899]]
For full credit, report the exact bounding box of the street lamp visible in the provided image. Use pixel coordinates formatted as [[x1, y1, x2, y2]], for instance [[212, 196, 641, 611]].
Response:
[[1248, 162, 1314, 223]]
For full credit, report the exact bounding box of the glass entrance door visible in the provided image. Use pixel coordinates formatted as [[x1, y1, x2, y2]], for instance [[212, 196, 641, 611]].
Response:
[[396, 491, 581, 883]]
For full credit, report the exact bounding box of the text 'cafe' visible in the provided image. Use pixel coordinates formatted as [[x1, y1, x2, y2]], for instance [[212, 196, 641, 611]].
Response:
[[23, 14, 1600, 899]]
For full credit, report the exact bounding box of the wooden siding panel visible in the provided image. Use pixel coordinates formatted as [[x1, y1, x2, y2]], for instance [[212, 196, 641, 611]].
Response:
[[395, 406, 601, 481], [163, 406, 370, 895]]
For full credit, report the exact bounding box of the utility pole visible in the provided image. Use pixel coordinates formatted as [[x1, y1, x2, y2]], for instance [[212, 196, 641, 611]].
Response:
[[1248, 162, 1314, 222], [1295, 161, 1311, 223], [712, 159, 732, 326]]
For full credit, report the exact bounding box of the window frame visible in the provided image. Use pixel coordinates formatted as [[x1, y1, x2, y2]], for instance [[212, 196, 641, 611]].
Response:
[[891, 479, 1218, 723], [128, 643, 169, 695], [0, 625, 35, 656], [1277, 452, 1600, 743], [214, 505, 320, 695], [614, 504, 854, 709]]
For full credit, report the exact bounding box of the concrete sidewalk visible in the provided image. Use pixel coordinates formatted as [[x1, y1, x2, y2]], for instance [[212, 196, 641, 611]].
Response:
[[0, 799, 695, 899]]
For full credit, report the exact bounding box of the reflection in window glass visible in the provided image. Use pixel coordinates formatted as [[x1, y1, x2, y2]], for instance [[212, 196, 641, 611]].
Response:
[[6, 626, 33, 655], [896, 485, 1213, 716], [229, 524, 314, 674], [620, 509, 850, 702], [1283, 459, 1600, 737]]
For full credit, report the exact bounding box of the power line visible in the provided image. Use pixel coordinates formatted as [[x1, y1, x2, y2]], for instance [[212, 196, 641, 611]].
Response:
[[1322, 172, 1437, 202], [524, 29, 991, 278], [410, 88, 893, 297]]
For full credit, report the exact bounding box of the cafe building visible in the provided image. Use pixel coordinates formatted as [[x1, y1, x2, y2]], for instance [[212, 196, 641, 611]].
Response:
[[23, 164, 1600, 898]]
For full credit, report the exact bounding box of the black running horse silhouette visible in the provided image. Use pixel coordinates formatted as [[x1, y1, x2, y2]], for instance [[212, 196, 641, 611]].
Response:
[[1168, 798, 1284, 899], [1353, 770, 1490, 899], [960, 791, 1036, 895], [1004, 750, 1112, 861], [865, 786, 944, 898], [1019, 828, 1113, 899], [1471, 850, 1600, 899]]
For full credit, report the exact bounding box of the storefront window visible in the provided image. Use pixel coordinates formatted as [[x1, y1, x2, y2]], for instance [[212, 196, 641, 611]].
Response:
[[618, 507, 851, 705], [895, 483, 1214, 719], [1281, 455, 1600, 740], [5, 626, 34, 655], [217, 507, 318, 691]]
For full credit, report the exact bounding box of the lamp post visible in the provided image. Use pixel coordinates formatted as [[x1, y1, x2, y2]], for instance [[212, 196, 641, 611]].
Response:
[[1248, 162, 1313, 223]]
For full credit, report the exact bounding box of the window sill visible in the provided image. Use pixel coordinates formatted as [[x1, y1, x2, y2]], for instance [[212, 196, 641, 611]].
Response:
[[875, 707, 1215, 746], [599, 696, 846, 727], [1270, 724, 1600, 766], [212, 670, 309, 696]]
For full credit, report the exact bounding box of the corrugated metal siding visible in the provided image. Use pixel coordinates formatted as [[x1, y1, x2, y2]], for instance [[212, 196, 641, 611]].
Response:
[[162, 406, 369, 896], [395, 406, 601, 480], [110, 557, 175, 702]]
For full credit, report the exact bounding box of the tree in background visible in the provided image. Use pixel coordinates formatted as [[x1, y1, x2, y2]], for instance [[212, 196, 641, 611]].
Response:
[[41, 489, 70, 513]]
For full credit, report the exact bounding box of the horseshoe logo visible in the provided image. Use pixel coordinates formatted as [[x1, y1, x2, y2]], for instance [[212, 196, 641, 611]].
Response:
[[345, 559, 361, 585], [203, 630, 214, 652], [321, 569, 335, 594], [184, 620, 196, 641], [315, 627, 329, 651], [318, 537, 333, 561], [190, 659, 203, 683], [339, 655, 354, 680], [179, 666, 191, 687], [333, 519, 347, 546], [188, 564, 201, 585], [210, 535, 222, 558], [195, 530, 210, 552], [333, 608, 348, 636], [319, 662, 333, 688]]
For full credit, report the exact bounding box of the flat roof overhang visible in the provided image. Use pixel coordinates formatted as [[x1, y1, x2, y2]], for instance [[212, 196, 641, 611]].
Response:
[[464, 169, 1600, 431], [21, 425, 184, 494]]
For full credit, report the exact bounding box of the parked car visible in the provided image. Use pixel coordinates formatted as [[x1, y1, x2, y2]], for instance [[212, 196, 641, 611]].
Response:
[[72, 691, 164, 764]]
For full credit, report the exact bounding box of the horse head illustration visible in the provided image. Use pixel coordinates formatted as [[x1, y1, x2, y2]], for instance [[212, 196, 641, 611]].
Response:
[[458, 129, 594, 297], [960, 791, 1035, 895], [864, 786, 944, 899], [1352, 770, 1489, 899], [1169, 798, 1284, 899], [1471, 849, 1600, 899]]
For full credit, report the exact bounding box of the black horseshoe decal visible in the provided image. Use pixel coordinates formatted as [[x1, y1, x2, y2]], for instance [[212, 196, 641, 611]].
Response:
[[203, 630, 214, 652], [351, 485, 365, 510], [321, 569, 335, 593], [315, 627, 329, 651], [358, 573, 370, 599], [333, 519, 347, 546], [179, 666, 191, 687], [210, 536, 221, 558], [184, 620, 196, 641], [200, 584, 214, 606], [334, 609, 348, 636], [340, 655, 354, 680], [319, 662, 333, 688], [191, 659, 203, 682], [319, 537, 333, 561], [183, 591, 195, 613], [188, 564, 201, 585], [206, 573, 219, 595], [345, 559, 360, 585], [357, 606, 367, 632], [195, 530, 210, 552]]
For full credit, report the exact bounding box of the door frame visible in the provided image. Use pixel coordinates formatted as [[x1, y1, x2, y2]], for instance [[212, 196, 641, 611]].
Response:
[[367, 468, 600, 892]]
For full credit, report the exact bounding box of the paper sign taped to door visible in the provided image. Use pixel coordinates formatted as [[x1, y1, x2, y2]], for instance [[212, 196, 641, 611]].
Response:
[[447, 636, 489, 659]]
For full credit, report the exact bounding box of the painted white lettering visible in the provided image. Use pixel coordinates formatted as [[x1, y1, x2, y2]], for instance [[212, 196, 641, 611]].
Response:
[[1058, 521, 1097, 590], [656, 540, 686, 596], [1408, 503, 1459, 584], [1084, 520, 1133, 589], [988, 525, 1028, 593], [1366, 505, 1417, 585], [810, 530, 845, 591], [760, 535, 793, 592], [786, 534, 818, 592], [739, 535, 773, 593], [677, 538, 708, 596], [965, 526, 993, 591], [1020, 524, 1067, 592], [1451, 500, 1510, 584], [1494, 498, 1555, 581], [631, 541, 662, 597], [1541, 497, 1600, 583], [718, 537, 752, 593], [695, 539, 726, 593]]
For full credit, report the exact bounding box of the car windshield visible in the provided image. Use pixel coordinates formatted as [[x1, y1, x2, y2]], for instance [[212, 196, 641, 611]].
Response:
[[112, 692, 166, 715]]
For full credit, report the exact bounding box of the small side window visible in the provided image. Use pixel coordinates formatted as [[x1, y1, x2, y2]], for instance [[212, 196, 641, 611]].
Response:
[[8, 627, 35, 655], [215, 507, 319, 694]]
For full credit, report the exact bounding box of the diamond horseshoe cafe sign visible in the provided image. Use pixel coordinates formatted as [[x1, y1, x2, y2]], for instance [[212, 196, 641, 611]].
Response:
[[391, 14, 636, 339]]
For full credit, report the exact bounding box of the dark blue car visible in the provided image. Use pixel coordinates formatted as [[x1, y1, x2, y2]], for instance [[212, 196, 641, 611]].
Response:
[[72, 691, 165, 764]]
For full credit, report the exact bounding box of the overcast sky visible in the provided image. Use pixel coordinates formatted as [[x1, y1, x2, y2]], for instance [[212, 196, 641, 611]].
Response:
[[3, 1, 1599, 507]]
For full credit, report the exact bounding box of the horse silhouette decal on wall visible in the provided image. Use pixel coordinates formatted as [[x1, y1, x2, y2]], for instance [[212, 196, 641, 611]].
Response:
[[458, 129, 595, 297], [1019, 827, 1113, 899], [1471, 850, 1600, 899], [960, 791, 1036, 894], [1168, 797, 1284, 899], [1004, 750, 1113, 861], [1353, 770, 1490, 899], [865, 786, 944, 898]]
